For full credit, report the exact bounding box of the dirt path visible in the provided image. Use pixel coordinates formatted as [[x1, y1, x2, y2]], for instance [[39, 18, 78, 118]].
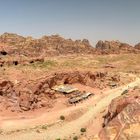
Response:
[[0, 77, 140, 140]]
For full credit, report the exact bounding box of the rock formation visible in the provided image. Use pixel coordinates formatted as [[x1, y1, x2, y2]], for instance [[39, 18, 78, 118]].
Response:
[[0, 33, 140, 58], [95, 40, 138, 54], [0, 33, 95, 57], [93, 87, 140, 140]]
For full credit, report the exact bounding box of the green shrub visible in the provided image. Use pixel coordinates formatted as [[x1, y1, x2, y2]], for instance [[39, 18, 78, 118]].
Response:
[[60, 115, 65, 120], [73, 136, 78, 140], [80, 128, 86, 133]]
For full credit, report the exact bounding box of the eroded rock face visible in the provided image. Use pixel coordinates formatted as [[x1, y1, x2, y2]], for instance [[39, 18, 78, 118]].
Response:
[[0, 33, 94, 57], [0, 33, 140, 57], [96, 40, 121, 50], [102, 89, 140, 126], [0, 71, 121, 112], [0, 78, 55, 112], [96, 40, 137, 54], [100, 103, 140, 140], [94, 88, 140, 140]]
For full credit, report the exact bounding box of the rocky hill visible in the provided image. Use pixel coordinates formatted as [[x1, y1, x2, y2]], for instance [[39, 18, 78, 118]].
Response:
[[0, 33, 94, 57], [0, 33, 140, 57], [95, 40, 139, 54]]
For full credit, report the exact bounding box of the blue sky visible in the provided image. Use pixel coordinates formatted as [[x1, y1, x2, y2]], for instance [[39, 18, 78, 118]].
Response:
[[0, 0, 140, 45]]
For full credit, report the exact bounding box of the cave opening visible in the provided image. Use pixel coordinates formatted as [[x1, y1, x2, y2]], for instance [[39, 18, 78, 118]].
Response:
[[1, 51, 8, 56]]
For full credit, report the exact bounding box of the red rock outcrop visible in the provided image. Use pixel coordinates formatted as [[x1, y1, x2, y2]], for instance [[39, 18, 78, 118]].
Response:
[[0, 71, 121, 112], [96, 40, 138, 54], [0, 33, 95, 57], [93, 87, 140, 140], [0, 33, 140, 57]]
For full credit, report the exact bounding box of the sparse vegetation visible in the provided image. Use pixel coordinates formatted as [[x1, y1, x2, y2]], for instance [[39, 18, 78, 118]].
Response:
[[73, 136, 78, 140], [121, 89, 129, 95], [60, 115, 65, 120], [31, 60, 58, 69], [80, 128, 86, 133]]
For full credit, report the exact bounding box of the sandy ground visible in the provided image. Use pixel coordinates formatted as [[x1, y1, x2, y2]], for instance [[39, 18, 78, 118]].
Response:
[[0, 74, 139, 140]]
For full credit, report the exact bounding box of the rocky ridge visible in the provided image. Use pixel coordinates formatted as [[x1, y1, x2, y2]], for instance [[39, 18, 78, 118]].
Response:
[[0, 33, 140, 58], [0, 33, 94, 57]]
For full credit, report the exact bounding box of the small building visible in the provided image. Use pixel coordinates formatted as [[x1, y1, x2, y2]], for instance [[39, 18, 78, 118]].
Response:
[[68, 92, 93, 104], [52, 85, 78, 94]]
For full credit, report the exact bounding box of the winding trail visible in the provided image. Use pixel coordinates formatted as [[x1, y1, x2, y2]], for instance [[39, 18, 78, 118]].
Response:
[[0, 76, 140, 140]]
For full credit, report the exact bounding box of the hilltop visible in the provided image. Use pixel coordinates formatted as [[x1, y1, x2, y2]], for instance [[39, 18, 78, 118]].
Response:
[[0, 33, 94, 57], [0, 33, 140, 58]]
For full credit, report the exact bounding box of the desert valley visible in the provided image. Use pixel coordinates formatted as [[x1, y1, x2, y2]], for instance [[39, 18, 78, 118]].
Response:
[[0, 33, 139, 140]]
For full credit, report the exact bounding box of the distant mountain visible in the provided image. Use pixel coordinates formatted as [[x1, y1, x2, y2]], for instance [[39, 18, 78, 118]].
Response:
[[95, 40, 139, 54], [0, 33, 94, 57], [0, 33, 140, 57]]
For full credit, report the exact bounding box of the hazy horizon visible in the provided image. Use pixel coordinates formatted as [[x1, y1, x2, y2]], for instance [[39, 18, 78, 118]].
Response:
[[0, 0, 140, 45]]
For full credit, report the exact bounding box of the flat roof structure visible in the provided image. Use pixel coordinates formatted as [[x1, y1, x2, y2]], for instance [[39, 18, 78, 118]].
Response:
[[52, 85, 78, 94], [69, 92, 93, 104]]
